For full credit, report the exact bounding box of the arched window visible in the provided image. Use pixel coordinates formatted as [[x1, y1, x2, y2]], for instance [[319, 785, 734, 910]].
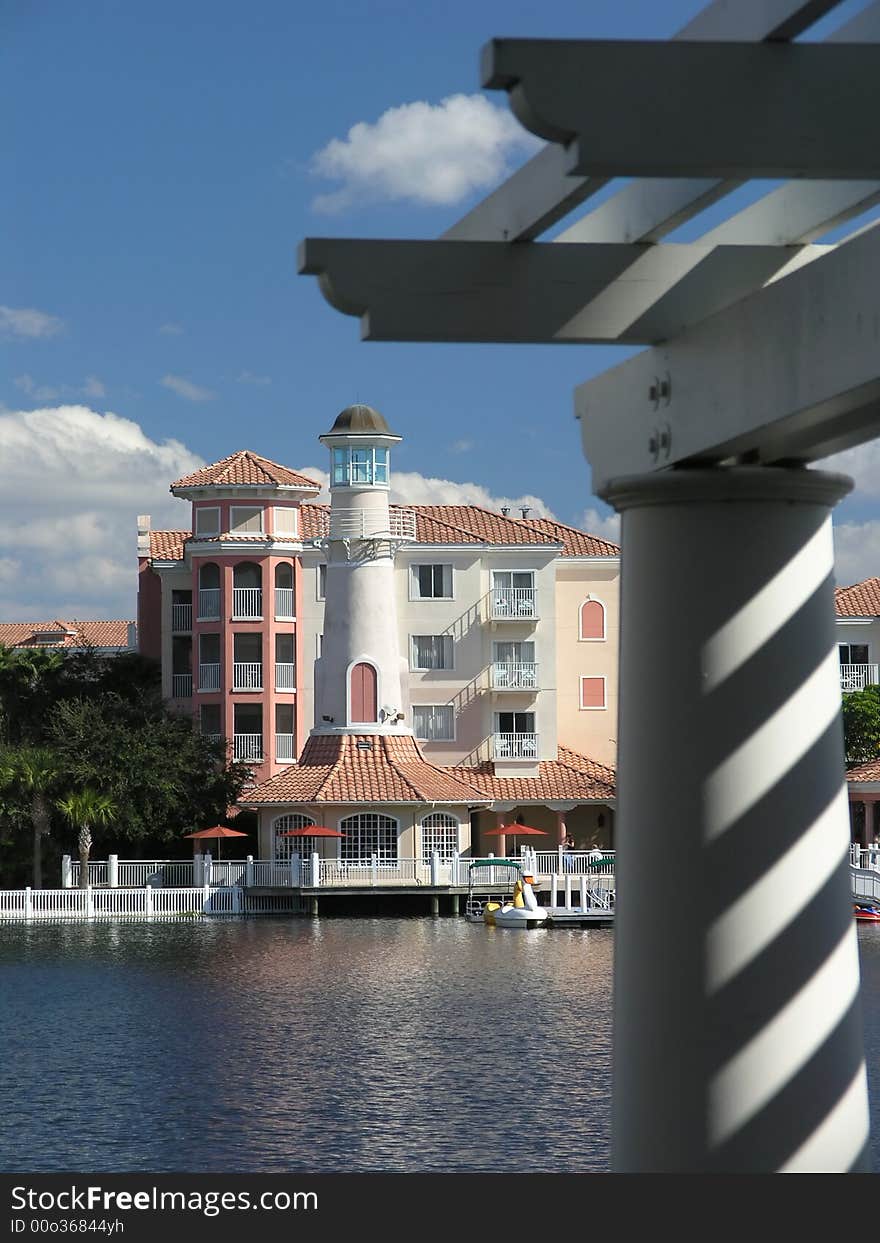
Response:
[[274, 562, 293, 589], [579, 597, 606, 641], [349, 661, 378, 723], [233, 561, 261, 589], [274, 562, 294, 619], [272, 813, 316, 862], [340, 813, 398, 865], [197, 562, 220, 620], [420, 812, 459, 862]]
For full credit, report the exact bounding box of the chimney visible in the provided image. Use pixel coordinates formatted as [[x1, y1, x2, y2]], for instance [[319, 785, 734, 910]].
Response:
[[500, 506, 510, 517], [520, 506, 531, 519], [137, 515, 151, 557]]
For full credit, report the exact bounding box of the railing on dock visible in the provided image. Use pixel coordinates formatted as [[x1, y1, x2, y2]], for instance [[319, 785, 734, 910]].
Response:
[[0, 886, 302, 922]]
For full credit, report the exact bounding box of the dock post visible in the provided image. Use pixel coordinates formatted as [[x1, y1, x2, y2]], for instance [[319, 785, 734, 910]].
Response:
[[564, 874, 573, 910], [108, 855, 118, 889], [549, 873, 558, 909], [430, 850, 441, 887], [144, 884, 154, 920], [245, 855, 254, 888], [311, 852, 321, 887], [430, 895, 439, 917], [450, 894, 459, 916], [61, 855, 71, 889], [309, 896, 319, 917], [580, 876, 588, 910], [24, 886, 33, 920]]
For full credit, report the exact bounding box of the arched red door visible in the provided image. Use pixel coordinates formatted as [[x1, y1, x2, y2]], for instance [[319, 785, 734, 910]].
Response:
[[350, 662, 378, 722]]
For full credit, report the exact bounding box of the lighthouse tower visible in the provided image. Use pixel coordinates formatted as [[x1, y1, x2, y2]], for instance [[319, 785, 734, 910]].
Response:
[[312, 404, 413, 733]]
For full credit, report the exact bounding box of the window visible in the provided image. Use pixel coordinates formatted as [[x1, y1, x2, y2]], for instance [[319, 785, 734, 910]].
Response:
[[412, 635, 453, 670], [317, 563, 326, 599], [330, 446, 390, 487], [413, 704, 454, 741], [230, 506, 263, 534], [273, 813, 315, 862], [200, 704, 221, 737], [580, 598, 606, 641], [496, 710, 535, 735], [421, 812, 459, 861], [492, 570, 536, 617], [195, 507, 220, 537], [411, 564, 453, 599], [839, 644, 869, 664], [340, 813, 399, 864], [580, 676, 606, 710], [274, 507, 297, 536]]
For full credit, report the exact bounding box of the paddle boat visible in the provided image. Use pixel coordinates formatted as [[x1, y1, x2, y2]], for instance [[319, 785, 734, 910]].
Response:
[[484, 873, 547, 928], [854, 902, 880, 923], [465, 859, 547, 927]]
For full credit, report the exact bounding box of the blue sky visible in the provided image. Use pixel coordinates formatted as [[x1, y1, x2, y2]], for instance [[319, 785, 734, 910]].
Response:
[[3, 0, 880, 618]]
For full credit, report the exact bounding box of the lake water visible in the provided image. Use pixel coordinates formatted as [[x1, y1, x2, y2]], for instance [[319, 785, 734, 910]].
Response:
[[1, 917, 878, 1173]]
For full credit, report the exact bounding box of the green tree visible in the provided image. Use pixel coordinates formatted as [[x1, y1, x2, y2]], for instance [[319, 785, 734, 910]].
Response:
[[0, 747, 61, 888], [0, 645, 64, 745], [841, 684, 880, 765], [57, 788, 117, 887]]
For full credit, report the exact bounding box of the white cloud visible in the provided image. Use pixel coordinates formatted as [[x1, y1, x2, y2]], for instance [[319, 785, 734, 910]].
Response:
[[15, 374, 60, 402], [310, 93, 541, 212], [450, 439, 473, 454], [161, 374, 215, 402], [0, 405, 202, 619], [159, 322, 184, 335], [819, 441, 880, 498], [832, 518, 880, 588], [0, 305, 64, 339], [82, 376, 106, 398], [581, 506, 621, 544], [237, 370, 271, 386]]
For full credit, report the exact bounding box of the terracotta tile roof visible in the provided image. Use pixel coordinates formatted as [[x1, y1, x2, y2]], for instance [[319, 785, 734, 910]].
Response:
[[149, 530, 189, 561], [0, 620, 134, 650], [171, 451, 322, 491], [835, 578, 880, 617], [847, 759, 880, 782], [242, 732, 490, 806], [447, 745, 616, 803], [298, 504, 619, 555], [523, 517, 619, 557]]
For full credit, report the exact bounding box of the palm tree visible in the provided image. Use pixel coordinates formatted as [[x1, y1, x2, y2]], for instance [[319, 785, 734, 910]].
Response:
[[0, 747, 60, 889], [57, 788, 117, 888]]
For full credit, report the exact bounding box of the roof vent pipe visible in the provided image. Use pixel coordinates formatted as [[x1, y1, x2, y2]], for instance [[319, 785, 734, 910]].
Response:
[[520, 506, 531, 519], [501, 506, 510, 517]]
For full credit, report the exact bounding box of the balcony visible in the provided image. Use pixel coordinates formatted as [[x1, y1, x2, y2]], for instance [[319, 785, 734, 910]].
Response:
[[319, 508, 416, 541], [840, 663, 880, 692], [198, 588, 221, 620], [276, 733, 295, 762], [171, 603, 192, 631], [275, 662, 296, 691], [491, 661, 538, 690], [233, 733, 263, 761], [202, 733, 222, 746], [199, 663, 221, 692], [493, 732, 539, 760], [232, 587, 262, 619], [275, 587, 294, 618], [491, 588, 538, 621], [233, 662, 263, 691], [171, 673, 193, 698]]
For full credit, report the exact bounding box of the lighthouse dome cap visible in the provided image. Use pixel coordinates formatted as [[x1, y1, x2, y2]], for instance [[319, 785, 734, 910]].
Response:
[[329, 403, 396, 436]]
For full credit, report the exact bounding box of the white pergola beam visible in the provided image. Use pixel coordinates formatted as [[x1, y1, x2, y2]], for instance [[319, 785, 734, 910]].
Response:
[[439, 0, 842, 244], [298, 238, 823, 345], [483, 40, 880, 182], [576, 222, 880, 491]]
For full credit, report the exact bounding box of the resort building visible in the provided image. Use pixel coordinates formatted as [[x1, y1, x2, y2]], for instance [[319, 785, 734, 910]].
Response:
[[836, 576, 880, 693], [137, 404, 620, 863], [0, 620, 136, 655]]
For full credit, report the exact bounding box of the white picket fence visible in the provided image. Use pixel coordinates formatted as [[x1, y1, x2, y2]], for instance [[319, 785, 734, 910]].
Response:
[[0, 886, 303, 922]]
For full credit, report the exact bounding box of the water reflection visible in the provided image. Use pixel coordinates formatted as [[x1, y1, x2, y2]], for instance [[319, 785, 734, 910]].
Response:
[[0, 919, 874, 1172]]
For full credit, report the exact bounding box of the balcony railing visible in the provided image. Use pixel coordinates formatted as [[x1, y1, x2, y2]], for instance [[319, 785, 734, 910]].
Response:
[[232, 587, 262, 618], [318, 507, 416, 541], [276, 733, 295, 762], [198, 588, 221, 619], [202, 733, 222, 747], [491, 587, 538, 620], [199, 663, 221, 692], [233, 662, 263, 690], [492, 661, 538, 690], [234, 733, 263, 761], [171, 603, 192, 631], [493, 732, 539, 760], [840, 663, 879, 692], [275, 662, 296, 690], [275, 587, 295, 618], [171, 673, 192, 698]]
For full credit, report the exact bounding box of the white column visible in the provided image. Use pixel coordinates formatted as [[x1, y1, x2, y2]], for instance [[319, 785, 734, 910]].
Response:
[[605, 467, 869, 1172], [203, 851, 212, 887], [108, 855, 118, 889], [311, 852, 321, 887], [24, 887, 33, 919], [61, 856, 71, 889], [144, 885, 154, 920], [580, 876, 588, 910], [245, 855, 254, 888], [430, 850, 441, 887], [290, 851, 301, 887]]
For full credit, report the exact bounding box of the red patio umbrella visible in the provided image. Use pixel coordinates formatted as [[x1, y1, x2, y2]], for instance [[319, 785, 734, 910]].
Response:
[[184, 825, 249, 859], [484, 824, 548, 836]]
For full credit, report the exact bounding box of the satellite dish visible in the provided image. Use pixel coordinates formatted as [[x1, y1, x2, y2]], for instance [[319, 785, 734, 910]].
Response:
[[382, 704, 397, 718]]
